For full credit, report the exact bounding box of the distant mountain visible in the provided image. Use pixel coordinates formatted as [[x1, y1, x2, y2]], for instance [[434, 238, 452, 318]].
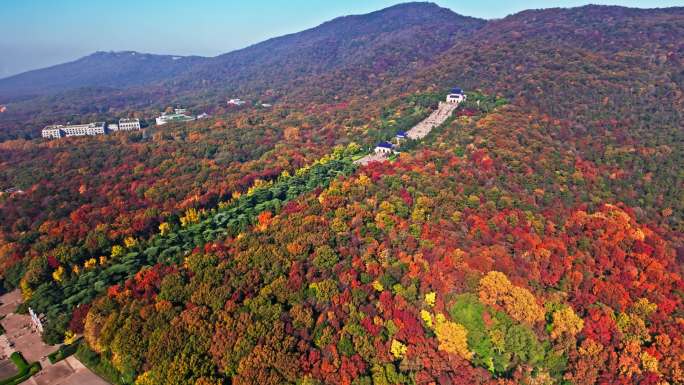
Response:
[[0, 2, 485, 140], [0, 51, 205, 99]]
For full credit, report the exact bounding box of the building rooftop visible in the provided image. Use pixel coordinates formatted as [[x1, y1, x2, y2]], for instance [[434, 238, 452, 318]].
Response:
[[376, 141, 394, 149]]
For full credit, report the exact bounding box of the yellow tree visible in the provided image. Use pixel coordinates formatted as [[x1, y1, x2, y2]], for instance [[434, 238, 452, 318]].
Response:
[[551, 306, 584, 340], [434, 314, 472, 360], [479, 271, 544, 324]]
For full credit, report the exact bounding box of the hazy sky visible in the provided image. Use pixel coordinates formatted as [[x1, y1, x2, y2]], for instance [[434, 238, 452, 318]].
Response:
[[1, 0, 682, 78]]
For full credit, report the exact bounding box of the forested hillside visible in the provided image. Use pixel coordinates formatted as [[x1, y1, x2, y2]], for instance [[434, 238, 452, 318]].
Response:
[[0, 3, 682, 385]]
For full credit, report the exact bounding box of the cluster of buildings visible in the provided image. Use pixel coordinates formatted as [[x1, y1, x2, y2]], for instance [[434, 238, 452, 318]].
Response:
[[373, 131, 407, 155], [41, 106, 210, 138], [227, 98, 271, 108], [41, 119, 141, 139], [39, 97, 271, 139]]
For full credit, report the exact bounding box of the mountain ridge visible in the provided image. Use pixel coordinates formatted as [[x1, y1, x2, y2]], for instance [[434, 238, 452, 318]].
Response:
[[0, 2, 682, 141], [0, 2, 482, 102]]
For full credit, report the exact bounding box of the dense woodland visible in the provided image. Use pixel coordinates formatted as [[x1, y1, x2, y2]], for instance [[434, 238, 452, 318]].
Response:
[[0, 3, 683, 385]]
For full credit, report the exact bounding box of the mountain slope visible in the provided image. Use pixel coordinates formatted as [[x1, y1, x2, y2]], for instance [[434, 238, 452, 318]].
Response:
[[178, 2, 484, 95], [0, 51, 205, 99]]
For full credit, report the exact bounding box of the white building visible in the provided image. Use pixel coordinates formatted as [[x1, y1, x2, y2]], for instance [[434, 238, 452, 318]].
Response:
[[155, 109, 195, 126], [374, 141, 396, 155], [62, 122, 107, 137], [446, 87, 467, 104], [41, 122, 107, 139], [118, 118, 141, 131], [41, 125, 63, 139], [227, 98, 246, 106]]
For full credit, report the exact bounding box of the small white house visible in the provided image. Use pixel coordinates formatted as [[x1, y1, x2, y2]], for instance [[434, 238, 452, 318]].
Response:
[[446, 87, 467, 104], [374, 141, 395, 155]]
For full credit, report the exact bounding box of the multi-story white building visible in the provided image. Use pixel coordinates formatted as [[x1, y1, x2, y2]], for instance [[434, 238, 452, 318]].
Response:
[[41, 126, 63, 139], [63, 122, 107, 136], [41, 122, 107, 139], [117, 118, 141, 131]]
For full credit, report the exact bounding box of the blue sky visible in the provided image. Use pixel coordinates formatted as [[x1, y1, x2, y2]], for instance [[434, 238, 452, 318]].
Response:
[[1, 0, 682, 78]]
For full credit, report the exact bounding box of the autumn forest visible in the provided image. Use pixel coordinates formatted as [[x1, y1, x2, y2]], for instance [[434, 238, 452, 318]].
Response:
[[0, 3, 682, 385]]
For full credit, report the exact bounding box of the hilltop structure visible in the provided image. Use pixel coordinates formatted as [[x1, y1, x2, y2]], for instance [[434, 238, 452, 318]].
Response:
[[374, 141, 396, 155], [446, 87, 466, 104]]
